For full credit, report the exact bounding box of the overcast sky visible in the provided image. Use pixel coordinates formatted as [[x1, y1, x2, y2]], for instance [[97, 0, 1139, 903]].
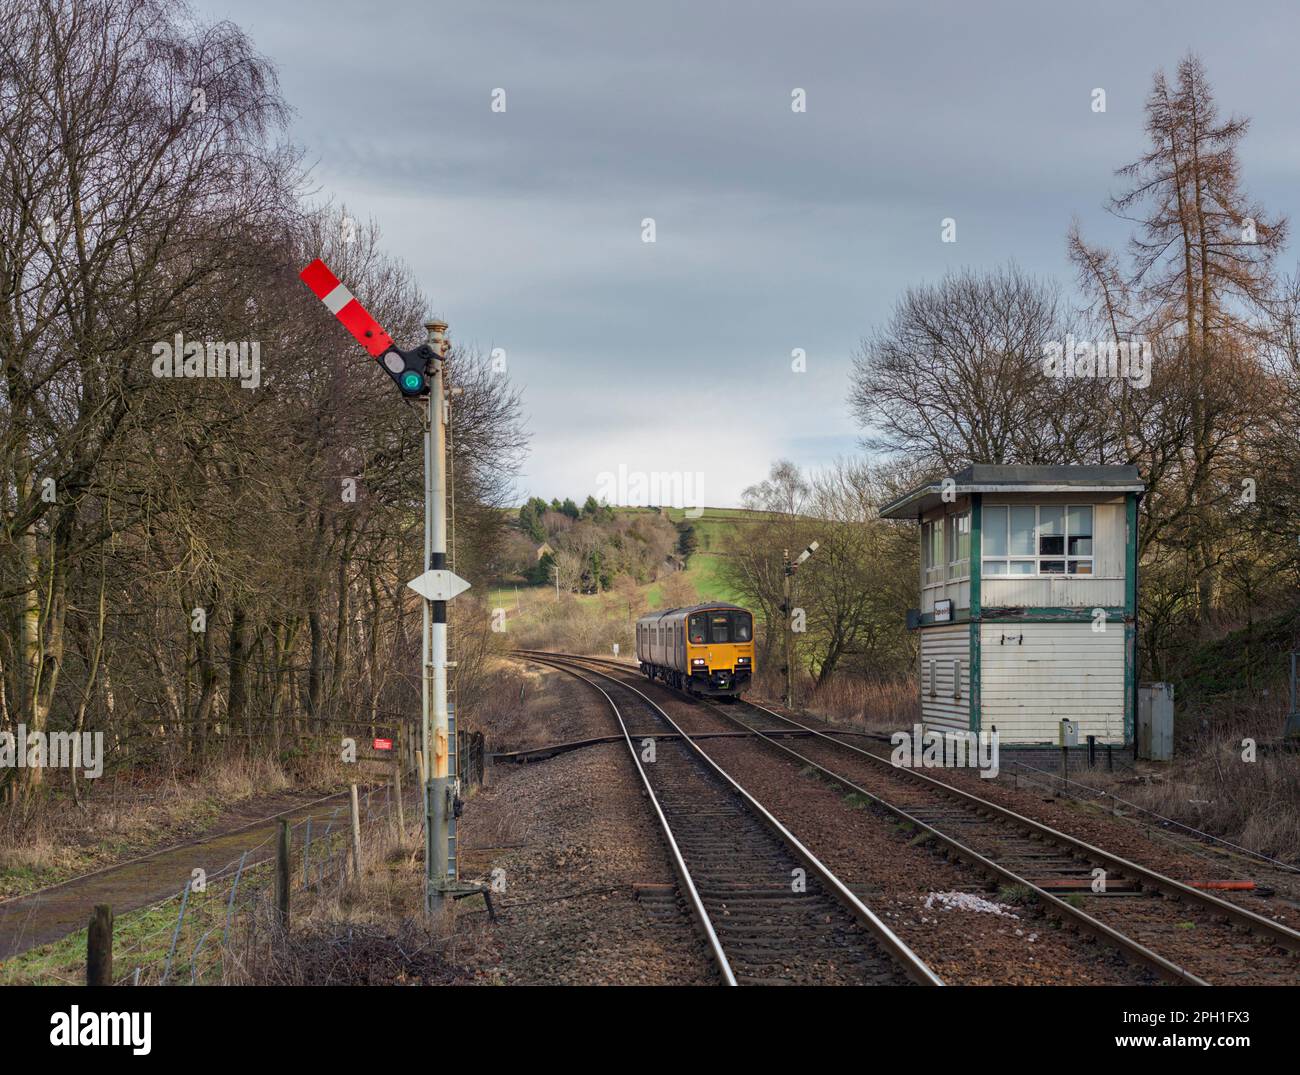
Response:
[[197, 0, 1300, 508]]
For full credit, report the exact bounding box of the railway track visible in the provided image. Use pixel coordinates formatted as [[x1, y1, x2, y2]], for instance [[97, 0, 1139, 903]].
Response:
[[534, 651, 1300, 987], [514, 651, 942, 987]]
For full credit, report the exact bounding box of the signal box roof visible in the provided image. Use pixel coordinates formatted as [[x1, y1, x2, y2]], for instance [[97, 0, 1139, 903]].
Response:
[[878, 464, 1144, 521]]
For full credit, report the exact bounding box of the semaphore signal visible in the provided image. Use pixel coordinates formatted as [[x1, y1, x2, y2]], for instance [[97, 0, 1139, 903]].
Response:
[[299, 256, 479, 914], [299, 257, 435, 397]]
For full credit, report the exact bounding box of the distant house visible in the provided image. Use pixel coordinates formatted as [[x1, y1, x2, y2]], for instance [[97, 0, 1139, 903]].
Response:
[[534, 542, 553, 561]]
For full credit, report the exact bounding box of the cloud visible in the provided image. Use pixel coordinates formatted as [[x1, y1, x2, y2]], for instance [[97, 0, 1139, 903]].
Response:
[[201, 0, 1300, 504]]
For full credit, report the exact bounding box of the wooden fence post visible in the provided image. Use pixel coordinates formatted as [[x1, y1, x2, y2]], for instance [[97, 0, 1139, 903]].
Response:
[[393, 758, 405, 836], [275, 819, 290, 930], [349, 783, 363, 879], [86, 904, 113, 986]]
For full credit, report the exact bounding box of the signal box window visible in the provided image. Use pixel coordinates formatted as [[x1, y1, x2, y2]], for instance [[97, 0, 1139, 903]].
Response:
[[981, 504, 1095, 576]]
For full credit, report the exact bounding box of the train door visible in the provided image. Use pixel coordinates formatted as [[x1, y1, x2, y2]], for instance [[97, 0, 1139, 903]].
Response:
[[676, 621, 686, 691]]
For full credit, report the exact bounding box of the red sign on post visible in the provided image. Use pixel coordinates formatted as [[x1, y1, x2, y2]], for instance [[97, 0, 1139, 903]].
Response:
[[373, 737, 393, 752]]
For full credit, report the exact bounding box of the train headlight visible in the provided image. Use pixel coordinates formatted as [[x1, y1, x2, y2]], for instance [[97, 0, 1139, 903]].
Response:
[[691, 658, 707, 668], [736, 657, 750, 665]]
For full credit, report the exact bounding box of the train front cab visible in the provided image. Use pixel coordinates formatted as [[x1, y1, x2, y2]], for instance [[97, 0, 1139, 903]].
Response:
[[685, 607, 753, 697]]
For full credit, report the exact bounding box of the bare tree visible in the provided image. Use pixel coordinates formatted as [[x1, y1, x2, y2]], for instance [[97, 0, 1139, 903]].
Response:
[[1072, 53, 1287, 627], [0, 0, 291, 793], [848, 264, 1109, 472], [0, 2, 530, 805]]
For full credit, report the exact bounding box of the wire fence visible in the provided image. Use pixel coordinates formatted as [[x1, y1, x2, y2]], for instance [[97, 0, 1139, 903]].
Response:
[[3, 727, 492, 986], [102, 782, 415, 986]]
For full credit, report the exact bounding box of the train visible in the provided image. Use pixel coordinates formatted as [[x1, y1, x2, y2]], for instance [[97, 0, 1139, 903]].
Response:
[[635, 602, 755, 697]]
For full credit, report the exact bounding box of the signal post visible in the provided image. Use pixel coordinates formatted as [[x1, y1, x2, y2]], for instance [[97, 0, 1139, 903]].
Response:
[[299, 260, 474, 915], [417, 319, 462, 912], [782, 540, 819, 709]]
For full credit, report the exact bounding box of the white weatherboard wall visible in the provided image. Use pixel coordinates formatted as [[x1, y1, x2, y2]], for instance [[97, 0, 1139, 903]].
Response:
[[980, 623, 1125, 743], [920, 624, 969, 733]]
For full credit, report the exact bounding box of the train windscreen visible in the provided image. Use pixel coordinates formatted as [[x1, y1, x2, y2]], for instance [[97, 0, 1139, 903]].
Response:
[[691, 610, 752, 644]]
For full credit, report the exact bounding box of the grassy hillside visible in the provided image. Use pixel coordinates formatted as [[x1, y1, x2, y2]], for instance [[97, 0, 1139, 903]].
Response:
[[661, 506, 776, 607], [487, 505, 760, 644]]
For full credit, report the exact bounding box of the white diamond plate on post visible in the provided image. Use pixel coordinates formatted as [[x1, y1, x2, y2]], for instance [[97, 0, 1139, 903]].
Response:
[[407, 569, 471, 601]]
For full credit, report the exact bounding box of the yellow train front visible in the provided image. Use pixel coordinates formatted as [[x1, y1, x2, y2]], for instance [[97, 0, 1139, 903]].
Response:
[[635, 603, 754, 697]]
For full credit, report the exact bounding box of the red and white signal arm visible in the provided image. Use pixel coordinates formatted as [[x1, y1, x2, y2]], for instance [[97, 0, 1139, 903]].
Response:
[[299, 258, 433, 396], [373, 737, 394, 752], [300, 258, 392, 355]]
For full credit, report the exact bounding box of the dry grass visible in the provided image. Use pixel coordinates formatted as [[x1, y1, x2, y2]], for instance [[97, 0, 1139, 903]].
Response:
[[208, 753, 293, 801], [224, 816, 480, 985], [1119, 693, 1300, 866], [756, 670, 919, 733], [513, 592, 636, 656], [464, 663, 530, 743]]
